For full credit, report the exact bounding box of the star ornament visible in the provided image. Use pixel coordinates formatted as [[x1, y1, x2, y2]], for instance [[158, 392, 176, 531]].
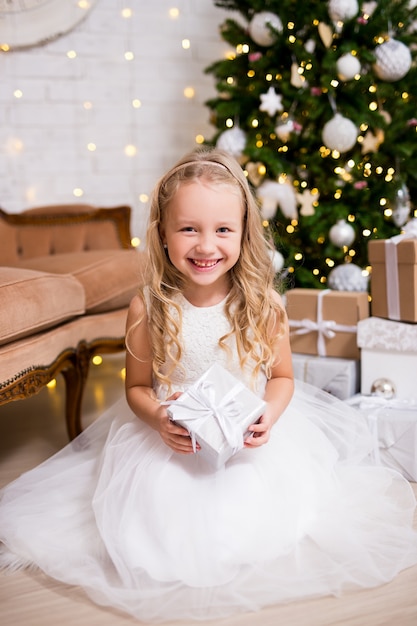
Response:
[[361, 129, 385, 154], [259, 87, 284, 117]]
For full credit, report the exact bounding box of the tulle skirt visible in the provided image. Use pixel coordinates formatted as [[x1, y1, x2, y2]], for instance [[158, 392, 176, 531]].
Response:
[[1, 382, 417, 623]]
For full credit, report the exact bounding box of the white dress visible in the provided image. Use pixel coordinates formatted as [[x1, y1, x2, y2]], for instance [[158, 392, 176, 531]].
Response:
[[1, 294, 417, 623]]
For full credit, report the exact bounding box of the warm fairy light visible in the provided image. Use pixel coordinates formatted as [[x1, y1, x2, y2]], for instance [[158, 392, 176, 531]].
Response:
[[139, 194, 148, 203], [87, 143, 96, 151], [169, 7, 180, 19], [380, 197, 387, 206], [124, 144, 137, 156], [326, 258, 335, 267], [369, 101, 377, 111], [73, 188, 84, 197], [78, 1, 91, 9], [331, 80, 339, 88], [121, 8, 132, 18], [227, 77, 234, 84], [83, 101, 93, 110], [251, 119, 259, 127], [47, 379, 57, 389], [92, 355, 103, 366], [195, 134, 205, 144], [363, 228, 371, 237], [226, 118, 233, 128], [132, 99, 141, 108], [1, 44, 10, 52], [125, 51, 134, 61], [13, 89, 23, 98], [182, 39, 191, 49], [288, 35, 296, 44], [131, 237, 140, 247], [247, 70, 255, 78], [67, 50, 77, 59], [120, 367, 126, 380], [183, 87, 195, 98]]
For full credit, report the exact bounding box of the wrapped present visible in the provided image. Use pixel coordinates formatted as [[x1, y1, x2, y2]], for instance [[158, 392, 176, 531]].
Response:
[[357, 316, 417, 401], [368, 219, 417, 322], [292, 353, 359, 400], [286, 288, 369, 359], [351, 395, 417, 482], [165, 363, 266, 469]]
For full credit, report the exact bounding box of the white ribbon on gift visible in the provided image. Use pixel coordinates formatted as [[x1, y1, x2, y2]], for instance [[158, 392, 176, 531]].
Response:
[[163, 379, 245, 454], [384, 218, 417, 320], [348, 395, 417, 466], [289, 289, 357, 356]]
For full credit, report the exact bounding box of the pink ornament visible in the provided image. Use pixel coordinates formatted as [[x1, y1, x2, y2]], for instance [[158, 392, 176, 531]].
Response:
[[354, 181, 368, 190], [248, 52, 262, 62], [310, 86, 323, 96], [407, 118, 417, 127]]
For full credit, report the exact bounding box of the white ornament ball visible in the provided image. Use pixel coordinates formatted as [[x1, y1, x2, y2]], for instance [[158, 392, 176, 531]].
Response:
[[373, 39, 412, 82], [216, 126, 246, 158], [329, 219, 356, 247], [336, 53, 361, 81], [248, 12, 283, 47], [322, 113, 357, 153], [269, 248, 285, 273], [328, 0, 359, 22], [328, 263, 368, 291]]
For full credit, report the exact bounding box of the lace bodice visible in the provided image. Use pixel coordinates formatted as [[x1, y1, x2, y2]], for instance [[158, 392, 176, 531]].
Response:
[[154, 293, 267, 399]]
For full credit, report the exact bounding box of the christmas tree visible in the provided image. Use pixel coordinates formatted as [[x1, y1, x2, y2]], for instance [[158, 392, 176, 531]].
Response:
[[205, 0, 417, 289]]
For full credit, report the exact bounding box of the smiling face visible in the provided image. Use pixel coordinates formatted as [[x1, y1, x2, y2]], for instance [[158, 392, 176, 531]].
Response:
[[160, 178, 244, 305]]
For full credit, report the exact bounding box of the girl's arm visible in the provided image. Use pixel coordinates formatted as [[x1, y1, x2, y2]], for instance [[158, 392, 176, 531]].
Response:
[[245, 290, 294, 447], [125, 295, 195, 454]]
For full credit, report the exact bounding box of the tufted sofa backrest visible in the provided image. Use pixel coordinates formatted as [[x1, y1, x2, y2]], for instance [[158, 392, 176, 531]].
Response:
[[0, 205, 132, 265]]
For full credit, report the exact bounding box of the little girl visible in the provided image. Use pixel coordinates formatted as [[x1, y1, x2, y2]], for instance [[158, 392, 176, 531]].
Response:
[[1, 148, 417, 623]]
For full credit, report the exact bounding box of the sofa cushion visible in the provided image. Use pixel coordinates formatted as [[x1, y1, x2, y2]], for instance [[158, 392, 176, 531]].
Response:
[[0, 267, 85, 346], [17, 249, 145, 314]]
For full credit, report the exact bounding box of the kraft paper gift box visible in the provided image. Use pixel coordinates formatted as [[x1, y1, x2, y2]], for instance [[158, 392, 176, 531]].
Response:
[[292, 353, 359, 400], [286, 288, 369, 359], [357, 316, 417, 402], [166, 363, 266, 470], [368, 220, 417, 323], [352, 396, 417, 482]]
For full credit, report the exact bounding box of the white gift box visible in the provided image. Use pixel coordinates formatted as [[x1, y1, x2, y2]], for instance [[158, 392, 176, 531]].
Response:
[[351, 396, 417, 482], [292, 353, 359, 400], [357, 316, 417, 401], [166, 363, 266, 469]]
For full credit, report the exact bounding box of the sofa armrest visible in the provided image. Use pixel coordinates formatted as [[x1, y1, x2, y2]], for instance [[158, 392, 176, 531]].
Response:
[[0, 204, 133, 264]]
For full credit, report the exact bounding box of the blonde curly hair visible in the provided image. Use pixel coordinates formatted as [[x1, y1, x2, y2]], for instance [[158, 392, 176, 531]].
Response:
[[128, 147, 286, 390]]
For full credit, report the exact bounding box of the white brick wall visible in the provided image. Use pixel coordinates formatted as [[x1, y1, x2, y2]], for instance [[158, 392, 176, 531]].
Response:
[[0, 0, 233, 242]]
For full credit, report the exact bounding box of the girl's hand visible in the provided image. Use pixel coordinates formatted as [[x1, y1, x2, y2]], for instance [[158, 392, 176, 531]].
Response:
[[157, 392, 197, 454], [244, 407, 274, 448]]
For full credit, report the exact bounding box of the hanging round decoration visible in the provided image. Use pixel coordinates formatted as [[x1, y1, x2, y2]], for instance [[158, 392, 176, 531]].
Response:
[[373, 39, 412, 82], [336, 53, 361, 81], [329, 219, 356, 247], [328, 0, 359, 22], [392, 184, 411, 227], [248, 12, 283, 47], [322, 113, 358, 153], [216, 126, 247, 158], [328, 263, 369, 291], [0, 0, 98, 50]]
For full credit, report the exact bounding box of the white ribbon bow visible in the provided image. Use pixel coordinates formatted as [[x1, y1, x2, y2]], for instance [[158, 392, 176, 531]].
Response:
[[289, 289, 357, 356], [165, 379, 244, 453], [385, 218, 417, 320]]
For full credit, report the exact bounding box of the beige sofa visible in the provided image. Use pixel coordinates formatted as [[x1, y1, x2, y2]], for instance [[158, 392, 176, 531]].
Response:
[[0, 204, 144, 439]]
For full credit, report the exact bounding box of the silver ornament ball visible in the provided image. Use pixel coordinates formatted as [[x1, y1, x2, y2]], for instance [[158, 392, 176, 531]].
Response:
[[371, 378, 396, 399], [328, 263, 369, 291], [329, 219, 356, 247]]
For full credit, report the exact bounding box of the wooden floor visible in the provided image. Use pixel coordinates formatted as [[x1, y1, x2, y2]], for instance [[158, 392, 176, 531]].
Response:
[[1, 354, 417, 626]]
